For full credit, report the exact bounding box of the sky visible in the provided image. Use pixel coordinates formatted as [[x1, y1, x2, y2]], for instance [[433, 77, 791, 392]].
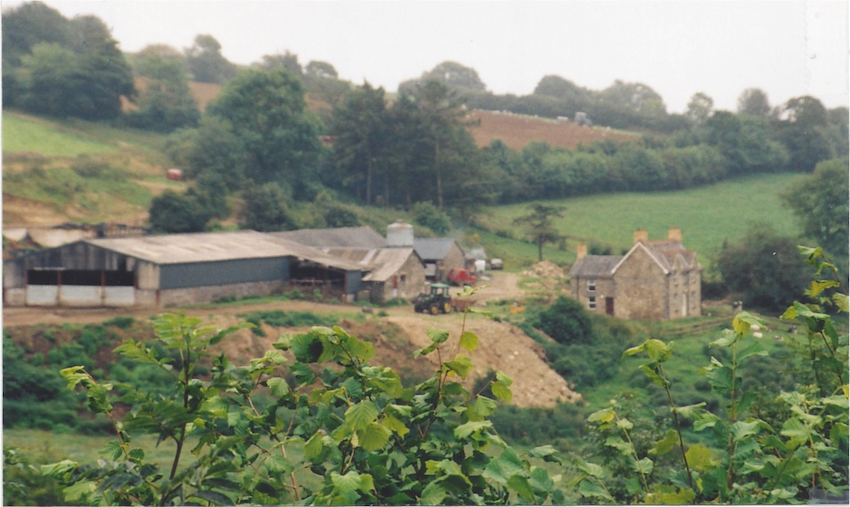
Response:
[[4, 0, 849, 114]]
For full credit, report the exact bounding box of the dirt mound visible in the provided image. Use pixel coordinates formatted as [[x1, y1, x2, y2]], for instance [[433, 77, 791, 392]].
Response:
[[522, 260, 567, 279], [387, 314, 580, 407]]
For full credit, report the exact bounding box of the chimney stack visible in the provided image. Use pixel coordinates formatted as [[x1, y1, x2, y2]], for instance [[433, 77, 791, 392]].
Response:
[[633, 228, 648, 244], [576, 242, 587, 260], [668, 227, 682, 242]]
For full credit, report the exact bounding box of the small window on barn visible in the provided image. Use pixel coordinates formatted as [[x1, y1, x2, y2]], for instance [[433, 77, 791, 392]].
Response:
[[588, 296, 597, 310], [587, 279, 596, 292]]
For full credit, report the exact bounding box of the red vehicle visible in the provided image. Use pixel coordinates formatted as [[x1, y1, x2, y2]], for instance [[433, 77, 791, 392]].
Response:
[[447, 268, 477, 286]]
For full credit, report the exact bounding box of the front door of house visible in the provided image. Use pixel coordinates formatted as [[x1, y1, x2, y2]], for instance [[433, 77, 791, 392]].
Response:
[[605, 297, 615, 316]]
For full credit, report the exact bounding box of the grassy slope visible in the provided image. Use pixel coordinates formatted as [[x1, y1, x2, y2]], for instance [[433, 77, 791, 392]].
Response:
[[3, 111, 179, 224], [475, 173, 806, 267]]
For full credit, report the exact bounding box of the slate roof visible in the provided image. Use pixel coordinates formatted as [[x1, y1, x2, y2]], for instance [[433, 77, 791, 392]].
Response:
[[322, 248, 422, 282], [270, 226, 387, 249], [570, 239, 700, 278], [413, 238, 461, 261], [85, 231, 363, 270], [568, 255, 622, 277]]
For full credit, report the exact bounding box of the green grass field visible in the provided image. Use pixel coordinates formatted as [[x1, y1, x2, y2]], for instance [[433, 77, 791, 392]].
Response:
[[3, 112, 117, 157], [477, 173, 807, 266]]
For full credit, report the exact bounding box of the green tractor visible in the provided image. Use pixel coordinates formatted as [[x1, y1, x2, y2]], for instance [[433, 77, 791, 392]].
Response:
[[413, 283, 453, 315]]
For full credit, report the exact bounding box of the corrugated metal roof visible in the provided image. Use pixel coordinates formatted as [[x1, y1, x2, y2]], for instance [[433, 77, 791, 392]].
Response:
[[413, 238, 460, 261], [568, 255, 622, 277], [271, 226, 387, 248], [322, 247, 421, 282], [85, 231, 363, 270]]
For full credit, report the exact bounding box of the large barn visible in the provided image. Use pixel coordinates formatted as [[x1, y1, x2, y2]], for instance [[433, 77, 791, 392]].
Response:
[[2, 231, 364, 308]]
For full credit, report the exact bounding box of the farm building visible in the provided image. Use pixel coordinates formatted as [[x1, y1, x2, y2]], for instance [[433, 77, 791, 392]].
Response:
[[412, 238, 466, 282], [271, 226, 387, 249], [569, 228, 702, 321], [2, 231, 364, 308], [322, 247, 426, 303]]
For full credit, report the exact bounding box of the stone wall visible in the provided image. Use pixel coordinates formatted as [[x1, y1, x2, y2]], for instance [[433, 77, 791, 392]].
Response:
[[158, 280, 285, 307], [613, 246, 668, 320]]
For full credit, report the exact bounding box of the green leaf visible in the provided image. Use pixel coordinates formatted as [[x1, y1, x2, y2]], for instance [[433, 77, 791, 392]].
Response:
[[266, 377, 290, 397], [40, 460, 77, 479], [578, 479, 613, 501], [685, 444, 716, 472], [331, 471, 365, 495], [694, 411, 721, 431], [265, 455, 294, 475], [529, 466, 554, 494], [528, 445, 560, 462], [467, 395, 497, 422], [808, 280, 840, 297], [733, 311, 762, 336], [426, 328, 450, 344], [588, 408, 615, 424], [63, 480, 96, 503], [575, 458, 606, 479], [444, 354, 473, 377], [639, 364, 669, 387], [291, 333, 324, 363], [381, 414, 409, 437], [737, 340, 768, 362], [454, 420, 492, 439], [345, 400, 379, 431], [605, 436, 633, 456], [644, 339, 672, 362], [420, 481, 448, 505], [834, 293, 849, 313], [634, 457, 654, 475], [650, 429, 680, 456], [459, 330, 478, 352], [304, 431, 325, 460], [190, 490, 234, 506], [780, 417, 811, 447], [731, 420, 761, 442], [622, 342, 646, 357], [490, 381, 512, 402], [507, 474, 535, 503], [358, 422, 391, 451]]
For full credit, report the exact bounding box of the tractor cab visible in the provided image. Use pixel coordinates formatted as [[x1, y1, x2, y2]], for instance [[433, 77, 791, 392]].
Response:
[[413, 283, 453, 315]]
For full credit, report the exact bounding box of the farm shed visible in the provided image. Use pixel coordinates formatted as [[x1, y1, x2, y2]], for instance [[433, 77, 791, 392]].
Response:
[[569, 228, 702, 321], [413, 238, 466, 282], [321, 247, 426, 303], [271, 226, 387, 249], [2, 231, 363, 308]]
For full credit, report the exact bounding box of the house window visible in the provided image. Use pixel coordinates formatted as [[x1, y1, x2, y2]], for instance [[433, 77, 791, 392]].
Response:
[[588, 296, 597, 310], [587, 279, 596, 292]]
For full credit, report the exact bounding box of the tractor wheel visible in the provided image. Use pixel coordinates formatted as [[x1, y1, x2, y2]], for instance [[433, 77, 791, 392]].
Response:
[[429, 304, 440, 315], [443, 301, 452, 313]]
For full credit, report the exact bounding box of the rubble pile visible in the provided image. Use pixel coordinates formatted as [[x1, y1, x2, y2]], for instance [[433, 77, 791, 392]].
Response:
[[521, 260, 567, 279]]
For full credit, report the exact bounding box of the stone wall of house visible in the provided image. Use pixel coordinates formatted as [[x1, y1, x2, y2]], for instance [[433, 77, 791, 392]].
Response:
[[613, 247, 668, 320], [572, 275, 615, 315]]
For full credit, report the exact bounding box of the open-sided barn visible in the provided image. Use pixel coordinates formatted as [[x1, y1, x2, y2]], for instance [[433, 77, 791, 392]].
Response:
[[3, 231, 364, 308]]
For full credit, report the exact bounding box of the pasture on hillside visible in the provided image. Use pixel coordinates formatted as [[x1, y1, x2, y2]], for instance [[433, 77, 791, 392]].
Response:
[[478, 173, 807, 266]]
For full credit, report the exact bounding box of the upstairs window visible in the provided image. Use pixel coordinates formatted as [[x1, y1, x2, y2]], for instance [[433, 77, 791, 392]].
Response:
[[587, 279, 596, 292], [588, 296, 597, 310]]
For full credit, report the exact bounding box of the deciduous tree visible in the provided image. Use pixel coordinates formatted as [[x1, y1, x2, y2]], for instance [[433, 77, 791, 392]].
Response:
[[207, 68, 322, 192], [185, 34, 236, 83]]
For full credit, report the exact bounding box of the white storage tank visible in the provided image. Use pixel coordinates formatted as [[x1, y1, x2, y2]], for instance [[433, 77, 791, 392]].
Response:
[[387, 220, 414, 247]]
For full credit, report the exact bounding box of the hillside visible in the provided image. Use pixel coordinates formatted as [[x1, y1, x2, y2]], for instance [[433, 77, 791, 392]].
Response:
[[466, 109, 635, 150], [475, 172, 807, 267]]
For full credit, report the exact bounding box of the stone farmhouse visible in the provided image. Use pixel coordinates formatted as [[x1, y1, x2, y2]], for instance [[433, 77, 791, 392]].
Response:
[[568, 228, 702, 321]]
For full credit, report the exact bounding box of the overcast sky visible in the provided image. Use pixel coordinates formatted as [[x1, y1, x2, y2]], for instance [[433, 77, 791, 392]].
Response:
[[5, 0, 849, 113]]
